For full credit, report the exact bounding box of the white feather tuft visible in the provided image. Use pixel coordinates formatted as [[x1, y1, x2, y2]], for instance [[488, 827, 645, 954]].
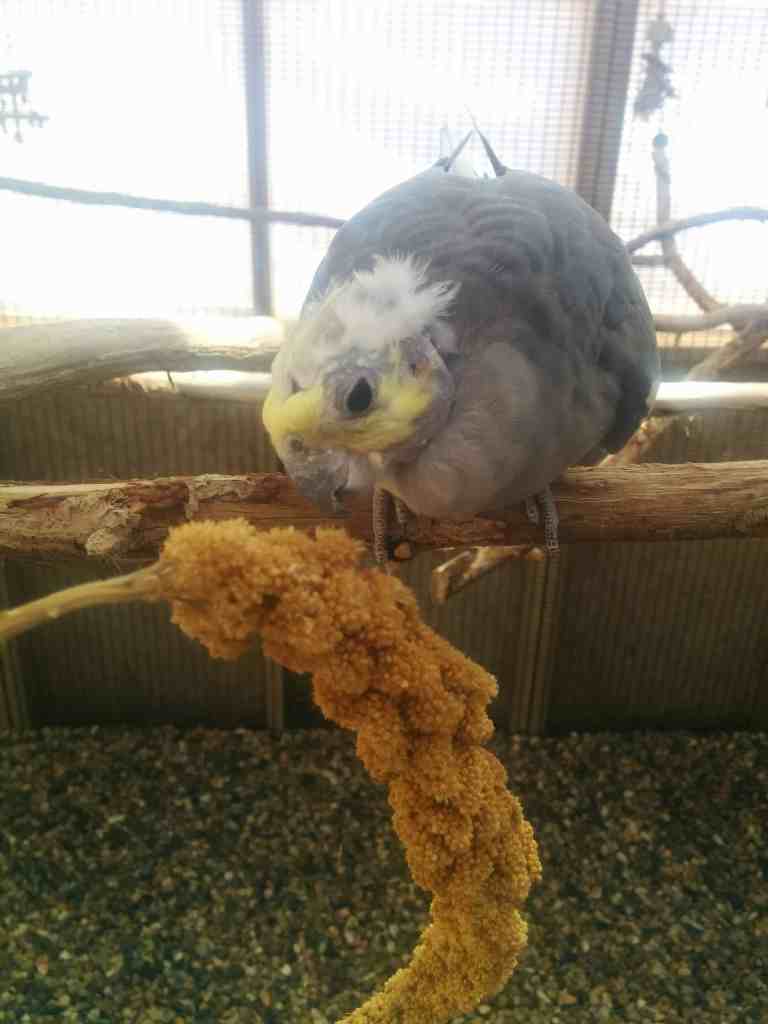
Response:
[[323, 254, 459, 350], [283, 256, 460, 394], [294, 253, 460, 362]]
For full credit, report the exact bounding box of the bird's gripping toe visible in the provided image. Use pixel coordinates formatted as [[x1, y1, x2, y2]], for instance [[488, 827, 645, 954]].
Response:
[[525, 486, 560, 556]]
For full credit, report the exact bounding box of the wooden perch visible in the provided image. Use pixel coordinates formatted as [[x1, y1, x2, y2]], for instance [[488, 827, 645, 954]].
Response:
[[0, 316, 287, 401], [1, 462, 768, 562]]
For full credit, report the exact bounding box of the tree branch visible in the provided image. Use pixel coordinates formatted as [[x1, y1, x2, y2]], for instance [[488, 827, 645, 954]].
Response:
[[90, 370, 272, 403], [0, 317, 287, 401], [654, 304, 768, 333], [0, 175, 344, 229], [430, 545, 544, 603], [632, 253, 667, 267], [2, 463, 768, 562], [604, 321, 768, 468], [651, 135, 720, 313], [602, 135, 768, 470], [625, 205, 768, 253], [685, 320, 768, 380]]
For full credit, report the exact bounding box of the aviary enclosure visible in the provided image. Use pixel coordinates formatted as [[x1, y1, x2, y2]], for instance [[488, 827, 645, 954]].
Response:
[[0, 2, 766, 1022]]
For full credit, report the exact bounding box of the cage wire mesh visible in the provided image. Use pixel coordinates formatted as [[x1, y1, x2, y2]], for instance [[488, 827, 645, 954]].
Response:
[[612, 1, 768, 333], [0, 1, 765, 326], [264, 0, 597, 316], [0, 0, 252, 321]]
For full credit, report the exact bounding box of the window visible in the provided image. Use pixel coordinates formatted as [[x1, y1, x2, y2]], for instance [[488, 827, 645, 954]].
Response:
[[264, 0, 597, 316], [611, 1, 768, 318], [0, 0, 251, 318], [10, 3, 759, 326]]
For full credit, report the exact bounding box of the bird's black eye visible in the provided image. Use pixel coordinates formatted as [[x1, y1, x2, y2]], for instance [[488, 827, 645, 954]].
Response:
[[345, 377, 373, 415], [288, 437, 305, 454]]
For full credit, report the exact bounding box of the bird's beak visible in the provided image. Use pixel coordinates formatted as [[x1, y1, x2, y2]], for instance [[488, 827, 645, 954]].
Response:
[[280, 446, 352, 515]]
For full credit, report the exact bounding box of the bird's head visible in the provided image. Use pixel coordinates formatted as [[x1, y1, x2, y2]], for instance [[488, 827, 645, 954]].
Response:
[[263, 255, 459, 511]]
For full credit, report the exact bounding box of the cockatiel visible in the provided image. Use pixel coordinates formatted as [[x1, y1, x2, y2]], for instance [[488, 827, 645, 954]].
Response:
[[263, 132, 660, 561]]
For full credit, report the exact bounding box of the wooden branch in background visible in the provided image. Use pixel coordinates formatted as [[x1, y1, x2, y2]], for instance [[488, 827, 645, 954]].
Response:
[[654, 304, 768, 333], [8, 316, 768, 411], [0, 176, 344, 230], [601, 135, 768, 470], [431, 545, 539, 604], [3, 174, 764, 254], [632, 253, 667, 268], [650, 136, 720, 313], [91, 369, 273, 403], [0, 316, 287, 401], [625, 205, 768, 254], [686, 321, 768, 381], [1, 463, 768, 562], [605, 335, 768, 468]]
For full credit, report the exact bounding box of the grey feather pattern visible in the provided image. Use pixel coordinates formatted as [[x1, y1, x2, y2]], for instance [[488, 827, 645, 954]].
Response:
[[303, 163, 659, 518]]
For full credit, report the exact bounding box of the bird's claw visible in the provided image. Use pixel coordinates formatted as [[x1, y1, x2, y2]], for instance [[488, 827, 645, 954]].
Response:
[[372, 487, 411, 571], [524, 497, 540, 526], [525, 486, 560, 557], [393, 496, 411, 529]]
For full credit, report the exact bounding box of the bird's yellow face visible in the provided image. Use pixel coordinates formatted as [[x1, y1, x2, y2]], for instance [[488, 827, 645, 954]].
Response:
[[262, 342, 437, 456], [261, 254, 459, 512]]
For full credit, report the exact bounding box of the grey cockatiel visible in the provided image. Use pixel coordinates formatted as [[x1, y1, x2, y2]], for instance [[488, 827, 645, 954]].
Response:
[[263, 132, 660, 559]]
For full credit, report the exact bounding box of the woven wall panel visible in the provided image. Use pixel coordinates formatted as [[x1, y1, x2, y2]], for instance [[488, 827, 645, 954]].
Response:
[[548, 538, 767, 732], [0, 392, 276, 482], [5, 559, 267, 728], [0, 393, 277, 728], [3, 391, 767, 731], [544, 402, 768, 733], [399, 552, 536, 727]]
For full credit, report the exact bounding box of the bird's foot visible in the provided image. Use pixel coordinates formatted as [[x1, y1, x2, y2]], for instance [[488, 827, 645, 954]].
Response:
[[393, 496, 411, 529], [372, 487, 411, 571], [524, 486, 560, 556]]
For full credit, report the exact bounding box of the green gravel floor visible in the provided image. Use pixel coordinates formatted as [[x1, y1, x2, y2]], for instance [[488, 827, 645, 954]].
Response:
[[1, 726, 766, 1024]]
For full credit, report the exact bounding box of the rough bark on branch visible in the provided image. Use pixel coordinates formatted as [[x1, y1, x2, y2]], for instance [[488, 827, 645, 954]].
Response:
[[1, 463, 768, 562], [0, 317, 287, 401]]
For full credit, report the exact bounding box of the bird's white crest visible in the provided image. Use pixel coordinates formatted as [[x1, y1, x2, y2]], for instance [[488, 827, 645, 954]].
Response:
[[309, 254, 460, 352]]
